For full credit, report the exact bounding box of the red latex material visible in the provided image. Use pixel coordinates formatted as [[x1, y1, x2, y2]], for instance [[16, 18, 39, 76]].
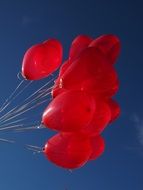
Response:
[[89, 135, 105, 160], [44, 133, 92, 169], [82, 100, 111, 135], [59, 60, 70, 76], [22, 39, 63, 80], [108, 99, 121, 123], [61, 47, 119, 98], [39, 34, 121, 169], [89, 34, 121, 64], [42, 90, 95, 132], [69, 35, 93, 62]]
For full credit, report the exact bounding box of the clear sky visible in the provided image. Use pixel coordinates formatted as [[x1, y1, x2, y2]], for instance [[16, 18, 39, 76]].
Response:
[[0, 0, 142, 190]]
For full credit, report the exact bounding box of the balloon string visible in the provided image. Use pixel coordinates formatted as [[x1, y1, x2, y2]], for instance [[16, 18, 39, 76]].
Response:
[[0, 80, 24, 112], [17, 72, 24, 81], [0, 124, 23, 131], [25, 144, 44, 154], [14, 124, 45, 132], [0, 137, 43, 154], [0, 94, 50, 131], [23, 77, 55, 103], [0, 73, 57, 133], [0, 122, 40, 132], [0, 138, 15, 143], [0, 118, 26, 128], [0, 77, 54, 123], [0, 81, 53, 125], [0, 89, 50, 124], [0, 80, 33, 113], [0, 99, 49, 126], [26, 144, 43, 150]]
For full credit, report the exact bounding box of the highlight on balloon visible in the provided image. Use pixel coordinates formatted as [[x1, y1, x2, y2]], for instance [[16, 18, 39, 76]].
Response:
[[0, 34, 121, 170]]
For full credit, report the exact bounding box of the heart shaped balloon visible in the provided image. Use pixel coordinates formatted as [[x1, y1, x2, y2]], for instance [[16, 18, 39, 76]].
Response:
[[44, 133, 92, 169], [22, 39, 63, 80], [89, 34, 121, 64], [69, 35, 93, 62]]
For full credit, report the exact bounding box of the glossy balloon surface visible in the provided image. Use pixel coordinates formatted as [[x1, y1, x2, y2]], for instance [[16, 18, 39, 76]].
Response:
[[69, 35, 93, 62], [36, 34, 121, 169], [44, 133, 92, 169], [89, 135, 105, 160], [42, 90, 95, 132], [22, 39, 63, 80], [89, 34, 121, 64]]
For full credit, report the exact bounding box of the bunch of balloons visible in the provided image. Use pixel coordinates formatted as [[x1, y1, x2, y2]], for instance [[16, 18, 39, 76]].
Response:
[[22, 34, 121, 169]]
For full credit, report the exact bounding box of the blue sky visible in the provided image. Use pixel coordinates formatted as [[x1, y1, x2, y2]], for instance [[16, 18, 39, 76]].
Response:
[[0, 0, 142, 190]]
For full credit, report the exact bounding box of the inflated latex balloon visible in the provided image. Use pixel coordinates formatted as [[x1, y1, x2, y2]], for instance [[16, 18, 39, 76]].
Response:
[[68, 74, 119, 98], [89, 34, 121, 64], [82, 100, 111, 135], [69, 35, 93, 62], [55, 74, 119, 99], [51, 78, 66, 98], [61, 47, 118, 97], [89, 135, 105, 160], [41, 34, 121, 169], [59, 60, 70, 76], [44, 133, 92, 169], [52, 36, 120, 99], [51, 59, 70, 98], [62, 47, 112, 85], [22, 39, 63, 80], [42, 90, 95, 132], [51, 37, 96, 98], [107, 99, 121, 123]]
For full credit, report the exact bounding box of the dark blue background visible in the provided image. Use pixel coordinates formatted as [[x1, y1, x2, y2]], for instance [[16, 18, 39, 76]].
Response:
[[0, 0, 142, 190]]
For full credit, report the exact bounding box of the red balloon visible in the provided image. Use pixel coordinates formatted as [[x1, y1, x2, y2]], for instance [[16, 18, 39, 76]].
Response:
[[52, 36, 94, 98], [44, 133, 92, 169], [22, 39, 63, 80], [107, 99, 120, 123], [89, 135, 105, 160], [51, 60, 70, 98], [59, 60, 70, 76], [52, 47, 119, 99], [89, 34, 121, 64], [63, 47, 112, 86], [61, 47, 118, 97], [82, 100, 111, 135], [52, 36, 120, 99], [72, 74, 119, 98], [52, 35, 93, 98], [41, 34, 121, 169], [51, 79, 66, 98], [42, 90, 95, 132], [69, 35, 93, 62]]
